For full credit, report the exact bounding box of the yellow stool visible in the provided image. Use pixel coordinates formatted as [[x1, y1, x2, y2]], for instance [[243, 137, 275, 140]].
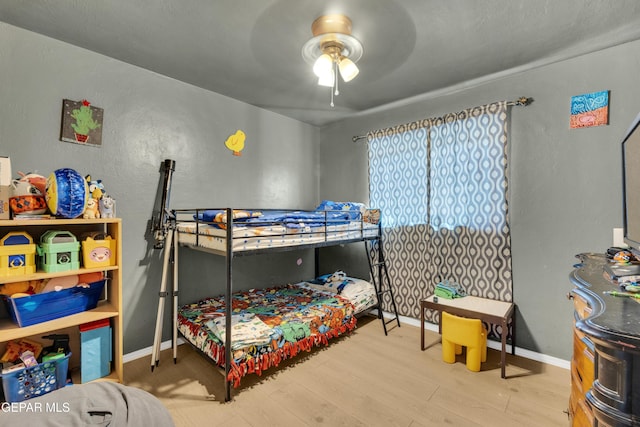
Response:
[[441, 311, 487, 372]]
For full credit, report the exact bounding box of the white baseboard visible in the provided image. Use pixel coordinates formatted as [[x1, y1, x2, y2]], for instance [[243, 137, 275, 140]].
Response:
[[124, 313, 571, 371], [123, 337, 186, 364]]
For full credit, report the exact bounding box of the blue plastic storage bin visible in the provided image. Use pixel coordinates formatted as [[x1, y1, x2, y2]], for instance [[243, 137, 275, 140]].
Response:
[[1, 352, 71, 402], [3, 280, 106, 327]]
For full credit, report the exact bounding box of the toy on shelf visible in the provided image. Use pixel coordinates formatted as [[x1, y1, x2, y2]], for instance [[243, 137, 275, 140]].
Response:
[[85, 175, 104, 201], [83, 198, 100, 219], [0, 280, 46, 296], [37, 230, 80, 273], [83, 175, 103, 219], [10, 177, 48, 216], [45, 168, 88, 219], [41, 334, 70, 360], [16, 172, 47, 195], [0, 338, 43, 364], [0, 272, 104, 297], [0, 232, 36, 276], [81, 231, 116, 268], [99, 194, 116, 218], [83, 175, 116, 219], [40, 271, 104, 293], [79, 319, 111, 382], [1, 351, 72, 401], [5, 280, 105, 327]]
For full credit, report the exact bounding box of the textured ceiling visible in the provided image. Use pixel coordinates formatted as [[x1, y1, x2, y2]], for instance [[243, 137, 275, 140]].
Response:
[[2, 0, 640, 126]]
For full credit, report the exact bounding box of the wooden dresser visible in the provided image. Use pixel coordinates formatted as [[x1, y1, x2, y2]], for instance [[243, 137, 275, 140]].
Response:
[[569, 253, 640, 426]]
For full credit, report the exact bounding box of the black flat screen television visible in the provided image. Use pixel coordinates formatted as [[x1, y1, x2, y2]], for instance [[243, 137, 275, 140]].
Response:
[[622, 113, 640, 257]]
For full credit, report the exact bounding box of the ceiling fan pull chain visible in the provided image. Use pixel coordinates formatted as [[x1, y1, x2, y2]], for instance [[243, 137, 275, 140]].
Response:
[[334, 61, 340, 96]]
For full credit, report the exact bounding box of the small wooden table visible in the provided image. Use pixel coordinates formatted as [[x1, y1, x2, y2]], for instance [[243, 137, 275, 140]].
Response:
[[420, 295, 515, 378]]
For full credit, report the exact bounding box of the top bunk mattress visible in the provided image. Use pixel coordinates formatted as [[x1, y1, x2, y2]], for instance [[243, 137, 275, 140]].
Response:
[[174, 203, 380, 253]]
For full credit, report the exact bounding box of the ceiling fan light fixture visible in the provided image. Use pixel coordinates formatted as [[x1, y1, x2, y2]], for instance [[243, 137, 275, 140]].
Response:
[[313, 53, 333, 78], [338, 57, 359, 82], [318, 68, 335, 87], [301, 14, 363, 106]]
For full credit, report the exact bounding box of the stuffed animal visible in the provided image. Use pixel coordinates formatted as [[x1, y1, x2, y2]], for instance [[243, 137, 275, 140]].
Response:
[[83, 197, 100, 219], [10, 178, 48, 215], [17, 171, 47, 195], [99, 194, 115, 218], [320, 270, 353, 293], [40, 275, 81, 293], [83, 175, 116, 218], [0, 272, 103, 297], [0, 279, 46, 296], [326, 270, 347, 283], [0, 281, 31, 296], [85, 175, 105, 200]]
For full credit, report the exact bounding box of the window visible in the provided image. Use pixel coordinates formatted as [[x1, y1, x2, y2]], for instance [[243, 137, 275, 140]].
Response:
[[366, 101, 512, 320], [368, 128, 428, 228]]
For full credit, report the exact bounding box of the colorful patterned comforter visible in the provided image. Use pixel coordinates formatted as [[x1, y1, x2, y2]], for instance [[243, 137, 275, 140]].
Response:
[[177, 284, 356, 387]]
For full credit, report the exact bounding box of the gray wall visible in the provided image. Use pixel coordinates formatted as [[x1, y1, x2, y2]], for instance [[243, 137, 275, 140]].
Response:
[[318, 39, 640, 360], [0, 23, 320, 354]]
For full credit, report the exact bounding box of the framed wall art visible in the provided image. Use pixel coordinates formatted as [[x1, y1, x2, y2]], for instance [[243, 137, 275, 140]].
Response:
[[570, 90, 609, 129], [60, 99, 104, 147]]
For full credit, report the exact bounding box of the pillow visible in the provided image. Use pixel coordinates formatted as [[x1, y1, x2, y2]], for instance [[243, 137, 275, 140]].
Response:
[[338, 277, 375, 300], [315, 200, 366, 220], [315, 200, 365, 212], [299, 274, 376, 314], [306, 271, 374, 296], [195, 209, 262, 223]]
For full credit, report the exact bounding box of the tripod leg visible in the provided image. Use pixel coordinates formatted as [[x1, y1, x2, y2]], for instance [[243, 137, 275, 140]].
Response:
[[151, 229, 173, 371], [172, 227, 179, 364]]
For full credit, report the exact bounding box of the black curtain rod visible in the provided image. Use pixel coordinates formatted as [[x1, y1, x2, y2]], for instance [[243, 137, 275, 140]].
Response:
[[351, 96, 533, 143]]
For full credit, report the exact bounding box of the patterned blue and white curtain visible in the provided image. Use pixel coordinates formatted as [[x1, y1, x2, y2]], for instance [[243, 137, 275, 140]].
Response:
[[368, 101, 512, 327]]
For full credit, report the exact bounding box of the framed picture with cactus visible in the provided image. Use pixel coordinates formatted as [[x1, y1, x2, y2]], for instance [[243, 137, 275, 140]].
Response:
[[60, 99, 104, 147]]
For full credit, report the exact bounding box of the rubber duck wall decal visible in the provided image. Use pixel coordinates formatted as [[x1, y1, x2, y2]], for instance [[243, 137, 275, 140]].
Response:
[[225, 130, 246, 156]]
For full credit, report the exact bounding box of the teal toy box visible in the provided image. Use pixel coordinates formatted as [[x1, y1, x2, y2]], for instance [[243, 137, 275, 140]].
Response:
[[80, 318, 112, 382], [37, 230, 80, 273]]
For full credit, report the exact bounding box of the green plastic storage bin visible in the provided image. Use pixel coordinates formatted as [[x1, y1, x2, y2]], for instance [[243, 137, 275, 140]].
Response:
[[36, 230, 80, 273]]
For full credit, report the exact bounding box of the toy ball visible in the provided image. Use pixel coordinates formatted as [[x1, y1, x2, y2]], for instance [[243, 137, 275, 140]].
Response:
[[45, 168, 88, 218]]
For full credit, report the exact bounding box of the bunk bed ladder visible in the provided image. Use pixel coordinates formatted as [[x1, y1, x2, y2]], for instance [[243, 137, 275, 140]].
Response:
[[366, 231, 400, 335]]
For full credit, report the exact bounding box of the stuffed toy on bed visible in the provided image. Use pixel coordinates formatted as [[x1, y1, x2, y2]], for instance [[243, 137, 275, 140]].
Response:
[[310, 270, 354, 294]]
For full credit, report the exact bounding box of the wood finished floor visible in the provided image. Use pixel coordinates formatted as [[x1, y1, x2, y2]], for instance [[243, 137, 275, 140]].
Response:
[[124, 317, 570, 427]]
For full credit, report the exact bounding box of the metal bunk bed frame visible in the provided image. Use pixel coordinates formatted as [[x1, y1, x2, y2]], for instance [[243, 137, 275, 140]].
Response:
[[150, 162, 399, 402]]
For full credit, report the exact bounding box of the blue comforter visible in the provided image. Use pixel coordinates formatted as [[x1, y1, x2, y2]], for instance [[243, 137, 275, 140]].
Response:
[[196, 210, 355, 229], [196, 201, 364, 229]]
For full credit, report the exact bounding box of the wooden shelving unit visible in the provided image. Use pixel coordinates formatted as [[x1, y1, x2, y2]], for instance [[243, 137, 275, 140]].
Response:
[[0, 218, 122, 384]]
